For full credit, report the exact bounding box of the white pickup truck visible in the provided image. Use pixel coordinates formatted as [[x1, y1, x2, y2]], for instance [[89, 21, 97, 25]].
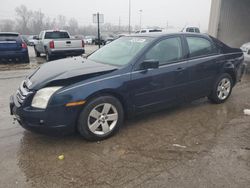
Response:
[[34, 30, 85, 61]]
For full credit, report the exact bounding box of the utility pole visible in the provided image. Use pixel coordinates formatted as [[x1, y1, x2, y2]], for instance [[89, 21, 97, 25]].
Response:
[[119, 16, 121, 32], [97, 12, 100, 48], [129, 0, 131, 34], [139, 9, 143, 30]]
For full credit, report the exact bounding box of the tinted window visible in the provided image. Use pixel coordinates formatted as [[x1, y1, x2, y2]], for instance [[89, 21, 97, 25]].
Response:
[[187, 28, 195, 32], [195, 28, 200, 33], [0, 33, 19, 41], [145, 37, 182, 65], [44, 31, 70, 39], [187, 37, 217, 58], [141, 30, 146, 33]]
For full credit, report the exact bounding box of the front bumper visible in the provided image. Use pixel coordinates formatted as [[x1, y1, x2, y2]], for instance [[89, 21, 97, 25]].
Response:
[[10, 95, 80, 135]]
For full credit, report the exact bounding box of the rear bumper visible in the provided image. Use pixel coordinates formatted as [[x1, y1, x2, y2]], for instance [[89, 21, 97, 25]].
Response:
[[10, 95, 80, 135], [243, 54, 250, 70], [0, 50, 29, 62], [49, 48, 85, 57], [0, 50, 28, 57]]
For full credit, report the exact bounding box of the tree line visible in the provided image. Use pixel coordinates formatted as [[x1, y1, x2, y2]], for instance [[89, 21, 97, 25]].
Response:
[[0, 5, 138, 36]]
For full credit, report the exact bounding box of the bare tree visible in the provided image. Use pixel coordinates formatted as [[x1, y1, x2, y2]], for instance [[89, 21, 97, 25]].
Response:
[[9, 5, 134, 36], [56, 15, 67, 29], [15, 5, 32, 34], [0, 19, 15, 32], [30, 10, 45, 34], [68, 18, 79, 35]]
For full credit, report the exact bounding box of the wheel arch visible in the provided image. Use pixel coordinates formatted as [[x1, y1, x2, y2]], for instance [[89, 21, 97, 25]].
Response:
[[84, 89, 130, 118], [222, 62, 237, 86]]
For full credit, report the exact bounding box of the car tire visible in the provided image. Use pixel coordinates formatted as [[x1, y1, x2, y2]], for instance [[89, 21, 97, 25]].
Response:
[[23, 55, 30, 63], [34, 47, 40, 57], [208, 73, 233, 104], [45, 51, 52, 62], [77, 95, 124, 141]]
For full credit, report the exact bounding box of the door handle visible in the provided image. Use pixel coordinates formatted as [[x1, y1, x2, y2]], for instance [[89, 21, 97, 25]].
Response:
[[176, 67, 185, 71]]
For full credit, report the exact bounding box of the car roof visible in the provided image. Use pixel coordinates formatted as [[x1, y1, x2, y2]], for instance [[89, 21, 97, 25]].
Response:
[[0, 32, 19, 35], [129, 32, 208, 38], [43, 30, 68, 32]]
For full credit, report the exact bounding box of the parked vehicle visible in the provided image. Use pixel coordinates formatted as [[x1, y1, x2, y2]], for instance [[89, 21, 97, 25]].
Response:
[[135, 29, 163, 34], [34, 30, 85, 61], [74, 35, 84, 40], [21, 35, 29, 45], [94, 35, 116, 45], [0, 32, 29, 63], [10, 33, 245, 140], [84, 35, 96, 44], [240, 42, 250, 72], [27, 35, 38, 46], [182, 26, 200, 33]]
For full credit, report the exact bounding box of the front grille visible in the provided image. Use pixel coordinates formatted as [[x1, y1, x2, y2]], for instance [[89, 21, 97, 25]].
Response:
[[16, 80, 32, 105]]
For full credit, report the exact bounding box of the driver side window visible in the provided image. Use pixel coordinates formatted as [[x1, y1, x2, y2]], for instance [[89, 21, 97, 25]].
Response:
[[145, 37, 183, 65]]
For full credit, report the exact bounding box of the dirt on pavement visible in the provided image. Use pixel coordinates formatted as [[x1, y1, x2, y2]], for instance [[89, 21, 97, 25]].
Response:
[[0, 57, 249, 187]]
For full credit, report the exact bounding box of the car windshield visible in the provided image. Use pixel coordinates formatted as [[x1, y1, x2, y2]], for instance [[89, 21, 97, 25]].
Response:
[[44, 31, 70, 39], [88, 36, 153, 66]]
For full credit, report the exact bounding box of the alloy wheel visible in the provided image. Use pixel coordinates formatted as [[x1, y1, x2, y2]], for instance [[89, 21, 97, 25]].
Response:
[[217, 78, 231, 100], [87, 103, 118, 135]]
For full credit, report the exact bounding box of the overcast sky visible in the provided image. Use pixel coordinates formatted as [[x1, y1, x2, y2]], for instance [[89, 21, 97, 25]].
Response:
[[0, 0, 211, 31]]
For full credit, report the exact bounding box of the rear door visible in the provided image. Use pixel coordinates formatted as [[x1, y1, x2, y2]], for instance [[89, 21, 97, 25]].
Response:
[[0, 34, 21, 52], [130, 36, 189, 111], [184, 35, 221, 100]]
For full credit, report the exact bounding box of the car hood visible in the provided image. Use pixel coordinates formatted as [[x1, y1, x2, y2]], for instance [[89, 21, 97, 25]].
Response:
[[27, 56, 117, 90]]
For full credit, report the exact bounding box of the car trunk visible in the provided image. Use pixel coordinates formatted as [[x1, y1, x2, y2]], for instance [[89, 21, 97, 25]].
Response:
[[0, 34, 21, 51]]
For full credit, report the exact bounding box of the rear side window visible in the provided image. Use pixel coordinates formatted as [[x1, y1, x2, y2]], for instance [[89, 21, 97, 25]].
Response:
[[145, 37, 183, 65], [0, 34, 19, 41], [186, 37, 217, 58], [186, 28, 195, 32], [44, 32, 70, 39], [141, 30, 146, 33], [195, 28, 200, 33]]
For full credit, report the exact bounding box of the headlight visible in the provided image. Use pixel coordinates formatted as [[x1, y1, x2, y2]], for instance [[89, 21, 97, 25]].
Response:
[[31, 87, 62, 109]]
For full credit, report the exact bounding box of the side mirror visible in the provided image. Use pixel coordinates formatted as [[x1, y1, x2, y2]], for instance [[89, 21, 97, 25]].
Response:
[[140, 59, 159, 70], [33, 36, 39, 40]]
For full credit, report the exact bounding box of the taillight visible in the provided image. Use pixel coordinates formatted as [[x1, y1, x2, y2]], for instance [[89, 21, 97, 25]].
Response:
[[22, 43, 27, 49], [49, 41, 54, 49], [82, 40, 85, 48]]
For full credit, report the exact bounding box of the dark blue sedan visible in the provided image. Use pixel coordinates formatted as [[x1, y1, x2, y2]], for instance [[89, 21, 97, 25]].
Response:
[[10, 33, 245, 140], [0, 32, 29, 63]]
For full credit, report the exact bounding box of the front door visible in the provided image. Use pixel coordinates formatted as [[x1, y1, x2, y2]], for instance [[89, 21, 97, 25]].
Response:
[[130, 36, 189, 112]]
